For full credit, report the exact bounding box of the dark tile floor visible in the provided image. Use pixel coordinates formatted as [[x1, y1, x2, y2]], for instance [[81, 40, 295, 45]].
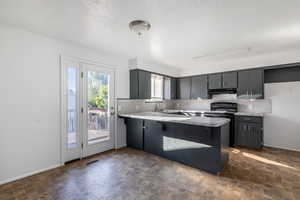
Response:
[[0, 147, 299, 200]]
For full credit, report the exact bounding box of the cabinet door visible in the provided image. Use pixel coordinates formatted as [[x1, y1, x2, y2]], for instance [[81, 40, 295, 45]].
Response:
[[126, 118, 144, 150], [208, 74, 222, 89], [138, 70, 151, 99], [177, 77, 191, 99], [247, 123, 263, 149], [222, 72, 237, 89], [171, 78, 177, 99], [191, 75, 208, 99], [130, 70, 139, 99], [236, 121, 263, 149], [249, 69, 264, 99], [237, 71, 250, 98], [236, 122, 248, 146], [238, 69, 264, 99], [144, 120, 164, 156]]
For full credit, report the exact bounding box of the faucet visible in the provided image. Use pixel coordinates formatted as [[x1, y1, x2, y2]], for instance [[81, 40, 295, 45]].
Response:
[[154, 102, 163, 112]]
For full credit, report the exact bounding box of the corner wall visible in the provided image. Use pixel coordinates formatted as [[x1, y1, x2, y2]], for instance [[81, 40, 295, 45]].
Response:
[[264, 82, 300, 151], [0, 23, 129, 184]]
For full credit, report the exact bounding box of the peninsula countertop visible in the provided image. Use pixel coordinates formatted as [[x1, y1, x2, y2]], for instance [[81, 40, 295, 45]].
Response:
[[118, 112, 230, 127]]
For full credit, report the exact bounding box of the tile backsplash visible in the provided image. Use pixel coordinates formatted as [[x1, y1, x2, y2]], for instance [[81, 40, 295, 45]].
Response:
[[117, 99, 174, 114], [117, 94, 272, 114]]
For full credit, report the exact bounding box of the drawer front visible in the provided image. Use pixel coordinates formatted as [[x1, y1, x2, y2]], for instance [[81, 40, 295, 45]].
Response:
[[237, 116, 262, 123]]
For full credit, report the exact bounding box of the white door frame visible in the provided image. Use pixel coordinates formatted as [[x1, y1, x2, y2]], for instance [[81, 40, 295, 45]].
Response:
[[60, 55, 117, 164], [81, 63, 115, 157]]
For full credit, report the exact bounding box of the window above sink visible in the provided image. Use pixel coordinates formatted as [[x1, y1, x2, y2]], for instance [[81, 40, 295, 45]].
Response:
[[151, 74, 163, 100]]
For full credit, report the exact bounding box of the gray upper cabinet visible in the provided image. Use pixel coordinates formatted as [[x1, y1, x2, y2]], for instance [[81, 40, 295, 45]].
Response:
[[170, 78, 177, 99], [191, 75, 208, 99], [222, 72, 237, 89], [130, 69, 151, 99], [130, 70, 139, 99], [208, 72, 237, 90], [208, 74, 222, 89], [177, 77, 191, 99], [138, 70, 151, 99], [238, 69, 264, 99], [130, 68, 264, 100]]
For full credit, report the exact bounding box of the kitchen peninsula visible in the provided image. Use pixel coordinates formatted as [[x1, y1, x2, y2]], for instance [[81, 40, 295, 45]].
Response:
[[119, 112, 230, 174]]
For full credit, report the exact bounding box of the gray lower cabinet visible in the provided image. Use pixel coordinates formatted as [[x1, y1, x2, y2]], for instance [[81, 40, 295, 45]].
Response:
[[235, 115, 263, 149], [130, 69, 151, 99], [124, 117, 230, 174], [177, 77, 191, 99], [237, 69, 264, 99], [191, 75, 208, 99], [161, 122, 224, 173], [144, 120, 164, 157], [125, 118, 144, 150]]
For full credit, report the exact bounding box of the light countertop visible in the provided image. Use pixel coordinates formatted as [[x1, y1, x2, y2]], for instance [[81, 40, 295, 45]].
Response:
[[163, 109, 265, 117], [234, 112, 264, 117], [119, 112, 230, 127]]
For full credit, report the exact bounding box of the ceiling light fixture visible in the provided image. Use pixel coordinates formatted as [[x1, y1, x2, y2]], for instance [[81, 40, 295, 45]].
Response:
[[129, 20, 151, 36]]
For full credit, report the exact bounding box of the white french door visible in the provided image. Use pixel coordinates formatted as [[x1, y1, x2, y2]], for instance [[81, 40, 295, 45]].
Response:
[[61, 57, 115, 162]]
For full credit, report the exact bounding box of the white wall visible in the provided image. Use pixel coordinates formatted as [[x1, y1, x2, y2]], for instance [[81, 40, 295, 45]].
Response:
[[0, 23, 130, 184], [180, 49, 300, 76], [129, 58, 180, 77], [264, 82, 300, 152]]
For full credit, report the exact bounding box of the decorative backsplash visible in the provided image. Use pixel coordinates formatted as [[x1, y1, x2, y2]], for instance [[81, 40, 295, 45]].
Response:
[[117, 94, 272, 114]]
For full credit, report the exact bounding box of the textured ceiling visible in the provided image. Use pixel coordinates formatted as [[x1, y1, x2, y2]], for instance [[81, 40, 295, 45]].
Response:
[[1, 0, 300, 71]]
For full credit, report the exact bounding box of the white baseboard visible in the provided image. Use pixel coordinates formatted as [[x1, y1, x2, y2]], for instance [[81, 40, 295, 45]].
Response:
[[264, 144, 300, 152], [0, 164, 62, 185], [115, 143, 127, 149]]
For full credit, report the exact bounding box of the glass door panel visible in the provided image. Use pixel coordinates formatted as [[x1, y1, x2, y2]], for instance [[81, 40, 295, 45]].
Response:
[[62, 58, 81, 163], [87, 71, 110, 145], [67, 67, 77, 148], [83, 64, 115, 158]]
